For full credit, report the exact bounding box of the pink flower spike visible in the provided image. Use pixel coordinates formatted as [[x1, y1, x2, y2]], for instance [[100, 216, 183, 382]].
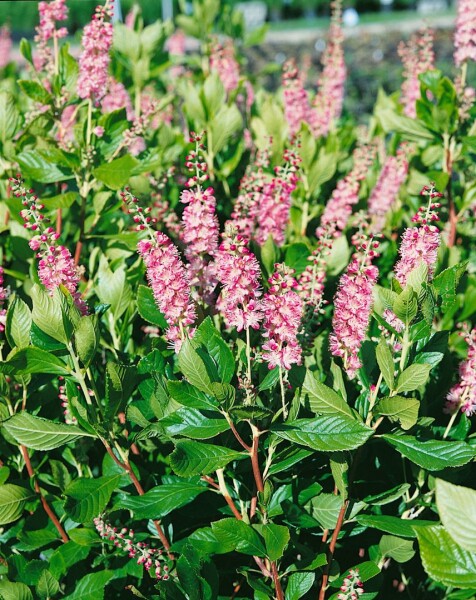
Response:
[[262, 264, 304, 371], [282, 59, 314, 137], [330, 235, 380, 379], [77, 0, 114, 104], [215, 225, 263, 332], [0, 25, 12, 69], [137, 231, 196, 352], [210, 38, 240, 95], [454, 0, 476, 66], [398, 28, 434, 118], [445, 327, 476, 417]]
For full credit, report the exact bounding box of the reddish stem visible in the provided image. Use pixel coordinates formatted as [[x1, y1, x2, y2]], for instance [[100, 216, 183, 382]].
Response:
[[103, 441, 173, 557], [21, 445, 69, 543], [229, 419, 251, 452], [271, 560, 285, 600], [56, 208, 62, 237], [251, 430, 264, 494], [318, 500, 349, 600]]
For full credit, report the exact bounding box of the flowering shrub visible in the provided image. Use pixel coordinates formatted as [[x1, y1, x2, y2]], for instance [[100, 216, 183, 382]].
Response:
[[0, 0, 475, 599]]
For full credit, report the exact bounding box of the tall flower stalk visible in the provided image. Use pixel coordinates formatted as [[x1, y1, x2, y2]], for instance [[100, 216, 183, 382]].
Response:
[[34, 0, 68, 75], [282, 59, 314, 137], [398, 28, 434, 118], [394, 185, 441, 287], [444, 327, 476, 429], [330, 233, 380, 379], [122, 190, 196, 352], [10, 176, 87, 315], [454, 0, 476, 68]]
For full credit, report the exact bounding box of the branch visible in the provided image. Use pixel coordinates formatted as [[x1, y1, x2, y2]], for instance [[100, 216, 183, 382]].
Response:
[[21, 445, 69, 543], [318, 500, 349, 600]]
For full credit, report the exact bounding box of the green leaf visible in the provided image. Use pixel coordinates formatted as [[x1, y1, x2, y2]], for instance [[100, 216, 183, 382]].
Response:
[[167, 381, 218, 411], [415, 525, 476, 588], [194, 318, 234, 384], [119, 482, 208, 519], [68, 529, 99, 546], [259, 523, 290, 560], [209, 104, 242, 153], [377, 396, 419, 430], [393, 285, 418, 325], [202, 73, 226, 117], [160, 408, 229, 439], [20, 38, 34, 65], [63, 571, 114, 600], [49, 542, 91, 579], [41, 191, 77, 211], [0, 347, 69, 377], [2, 412, 94, 451], [96, 259, 132, 321], [309, 493, 342, 529], [0, 484, 35, 525], [436, 479, 476, 553], [285, 572, 315, 600], [74, 315, 99, 368], [377, 108, 434, 140], [36, 570, 60, 600], [16, 150, 73, 184], [136, 284, 168, 328], [363, 483, 411, 506], [376, 339, 395, 390], [178, 339, 215, 396], [0, 91, 21, 143], [64, 475, 121, 523], [284, 243, 311, 277], [0, 581, 33, 600], [330, 453, 349, 500], [30, 285, 68, 344], [18, 80, 52, 105], [379, 535, 415, 563], [396, 363, 431, 393], [329, 561, 381, 588], [6, 296, 32, 349], [383, 435, 476, 470], [170, 440, 245, 477], [273, 416, 373, 452], [267, 446, 314, 476], [301, 370, 353, 417], [211, 518, 266, 556], [356, 515, 434, 538], [93, 155, 139, 190]]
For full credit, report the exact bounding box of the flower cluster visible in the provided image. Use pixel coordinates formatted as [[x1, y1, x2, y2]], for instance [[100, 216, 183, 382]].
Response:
[[210, 38, 240, 95], [312, 0, 346, 136], [445, 327, 476, 416], [282, 59, 314, 137], [94, 517, 168, 580], [330, 234, 380, 378], [337, 569, 365, 600], [297, 224, 333, 309], [77, 0, 114, 104], [122, 190, 196, 351], [215, 225, 263, 332], [10, 176, 87, 315], [368, 143, 412, 232], [454, 0, 476, 66], [262, 264, 304, 370], [394, 185, 441, 287], [0, 25, 12, 69], [34, 0, 68, 73], [229, 147, 270, 238], [317, 142, 376, 238], [255, 147, 301, 246], [398, 28, 434, 118], [101, 78, 134, 120]]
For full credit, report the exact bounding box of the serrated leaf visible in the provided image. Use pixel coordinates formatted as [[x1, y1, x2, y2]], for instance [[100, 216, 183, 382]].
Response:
[[363, 483, 411, 506], [272, 416, 373, 452], [93, 155, 139, 190], [2, 412, 94, 450], [0, 347, 69, 376], [383, 434, 476, 470], [330, 453, 349, 500], [36, 570, 59, 600], [159, 408, 229, 439], [6, 296, 32, 349], [0, 91, 21, 143], [170, 440, 246, 477], [396, 363, 431, 393], [64, 475, 121, 523], [377, 396, 419, 430], [136, 284, 168, 328], [30, 285, 68, 344], [194, 317, 234, 383], [74, 315, 99, 368], [285, 572, 315, 600], [178, 339, 215, 396], [0, 581, 34, 600], [118, 482, 208, 519], [436, 479, 476, 553], [18, 80, 52, 105], [63, 571, 114, 600], [393, 286, 418, 325], [379, 535, 415, 563], [376, 338, 395, 390], [415, 525, 476, 588], [259, 523, 290, 560], [96, 260, 132, 321], [167, 380, 218, 410], [301, 370, 353, 417], [211, 518, 266, 556], [357, 514, 435, 538], [0, 484, 35, 525]]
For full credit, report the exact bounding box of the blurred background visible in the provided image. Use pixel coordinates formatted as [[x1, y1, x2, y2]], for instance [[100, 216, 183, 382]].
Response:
[[0, 0, 461, 116]]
